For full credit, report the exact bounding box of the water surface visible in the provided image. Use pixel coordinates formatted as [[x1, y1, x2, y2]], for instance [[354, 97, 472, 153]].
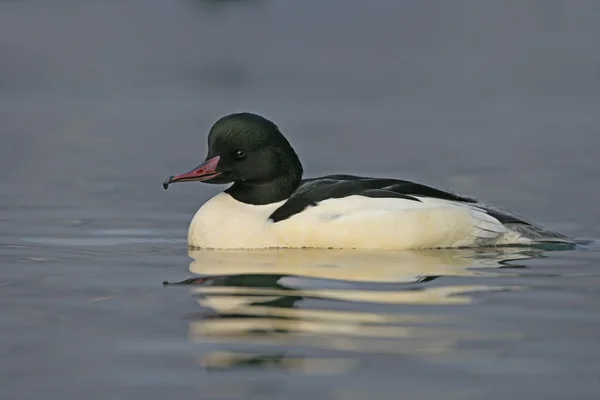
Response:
[[1, 1, 600, 399]]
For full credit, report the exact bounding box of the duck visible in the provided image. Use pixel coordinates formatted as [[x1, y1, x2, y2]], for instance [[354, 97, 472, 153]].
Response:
[[163, 112, 572, 250]]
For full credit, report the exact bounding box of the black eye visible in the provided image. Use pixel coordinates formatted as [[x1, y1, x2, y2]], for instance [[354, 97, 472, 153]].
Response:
[[232, 150, 246, 159]]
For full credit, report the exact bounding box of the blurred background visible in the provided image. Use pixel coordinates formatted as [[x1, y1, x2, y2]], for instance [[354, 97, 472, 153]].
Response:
[[1, 0, 599, 233], [1, 1, 600, 399]]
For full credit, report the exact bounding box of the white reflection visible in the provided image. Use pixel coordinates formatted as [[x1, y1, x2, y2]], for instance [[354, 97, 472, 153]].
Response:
[[184, 247, 545, 373], [189, 247, 537, 283]]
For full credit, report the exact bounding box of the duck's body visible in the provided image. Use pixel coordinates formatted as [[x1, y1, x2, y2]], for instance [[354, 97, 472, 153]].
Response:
[[187, 177, 568, 249], [164, 112, 572, 250]]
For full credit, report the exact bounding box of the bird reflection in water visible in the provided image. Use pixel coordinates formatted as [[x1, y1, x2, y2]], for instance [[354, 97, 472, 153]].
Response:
[[165, 246, 565, 375]]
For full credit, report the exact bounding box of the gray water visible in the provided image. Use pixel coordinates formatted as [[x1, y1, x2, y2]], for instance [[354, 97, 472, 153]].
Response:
[[2, 1, 600, 399]]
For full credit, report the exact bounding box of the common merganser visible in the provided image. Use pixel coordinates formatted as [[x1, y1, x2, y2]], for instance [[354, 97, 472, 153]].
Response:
[[163, 112, 572, 249]]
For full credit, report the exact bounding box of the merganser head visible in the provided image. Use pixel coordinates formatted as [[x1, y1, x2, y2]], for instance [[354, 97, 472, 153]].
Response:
[[163, 112, 303, 204]]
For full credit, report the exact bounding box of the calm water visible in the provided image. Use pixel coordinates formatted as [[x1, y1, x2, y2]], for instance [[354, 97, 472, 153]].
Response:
[[2, 1, 600, 399]]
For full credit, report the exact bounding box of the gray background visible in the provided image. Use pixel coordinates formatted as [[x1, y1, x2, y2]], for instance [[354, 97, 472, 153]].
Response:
[[1, 1, 599, 399]]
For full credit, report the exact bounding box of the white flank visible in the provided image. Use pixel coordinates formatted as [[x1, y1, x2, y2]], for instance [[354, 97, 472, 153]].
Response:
[[187, 193, 538, 250]]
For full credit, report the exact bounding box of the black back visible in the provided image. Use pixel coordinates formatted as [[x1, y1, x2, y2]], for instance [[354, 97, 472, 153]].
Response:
[[269, 174, 531, 226]]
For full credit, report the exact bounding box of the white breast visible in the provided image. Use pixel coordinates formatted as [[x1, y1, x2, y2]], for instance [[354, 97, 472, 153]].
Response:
[[187, 193, 284, 248], [187, 193, 520, 250]]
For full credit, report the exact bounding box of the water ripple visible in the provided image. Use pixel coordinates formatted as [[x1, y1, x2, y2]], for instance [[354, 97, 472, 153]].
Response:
[[171, 247, 554, 374]]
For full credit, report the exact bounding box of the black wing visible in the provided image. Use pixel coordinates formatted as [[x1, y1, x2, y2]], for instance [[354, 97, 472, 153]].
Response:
[[268, 175, 574, 244], [269, 174, 490, 223]]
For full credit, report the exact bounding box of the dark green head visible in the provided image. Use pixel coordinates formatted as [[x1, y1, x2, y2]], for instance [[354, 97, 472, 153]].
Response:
[[163, 112, 304, 204]]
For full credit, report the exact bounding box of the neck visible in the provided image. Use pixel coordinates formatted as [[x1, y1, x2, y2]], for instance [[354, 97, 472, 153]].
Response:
[[226, 140, 304, 205], [226, 171, 302, 205]]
